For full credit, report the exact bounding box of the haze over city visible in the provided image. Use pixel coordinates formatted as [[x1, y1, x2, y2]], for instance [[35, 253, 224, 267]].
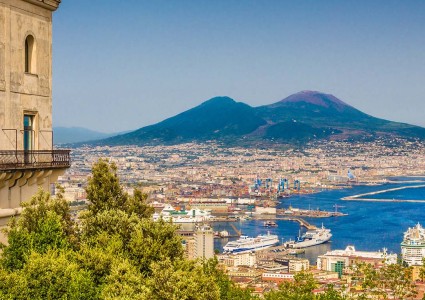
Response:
[[52, 0, 425, 133]]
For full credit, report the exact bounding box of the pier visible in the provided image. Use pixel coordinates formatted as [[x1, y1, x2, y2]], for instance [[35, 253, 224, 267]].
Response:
[[230, 223, 242, 236], [342, 184, 425, 202], [276, 208, 347, 218], [253, 215, 317, 230], [286, 217, 317, 230]]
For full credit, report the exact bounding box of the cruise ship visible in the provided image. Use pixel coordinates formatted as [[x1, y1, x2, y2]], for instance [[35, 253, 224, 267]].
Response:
[[223, 232, 279, 254], [401, 223, 425, 266], [284, 224, 332, 248]]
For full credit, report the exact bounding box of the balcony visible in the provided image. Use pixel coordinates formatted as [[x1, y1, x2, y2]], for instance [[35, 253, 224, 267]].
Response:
[[0, 150, 70, 171]]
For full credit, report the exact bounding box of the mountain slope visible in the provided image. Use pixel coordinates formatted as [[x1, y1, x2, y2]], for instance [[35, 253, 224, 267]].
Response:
[[102, 97, 267, 145], [256, 90, 425, 141], [94, 91, 425, 146]]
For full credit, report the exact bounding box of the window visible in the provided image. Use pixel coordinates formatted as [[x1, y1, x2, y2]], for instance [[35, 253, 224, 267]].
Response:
[[23, 114, 34, 151], [25, 35, 36, 73], [23, 114, 34, 164]]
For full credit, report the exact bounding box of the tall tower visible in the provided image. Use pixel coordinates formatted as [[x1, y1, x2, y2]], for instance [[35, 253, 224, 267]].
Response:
[[194, 224, 214, 260], [0, 0, 69, 239]]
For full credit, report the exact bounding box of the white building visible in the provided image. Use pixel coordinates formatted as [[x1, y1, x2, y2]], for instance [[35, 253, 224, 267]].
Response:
[[317, 245, 397, 277], [218, 252, 257, 267], [401, 223, 425, 266]]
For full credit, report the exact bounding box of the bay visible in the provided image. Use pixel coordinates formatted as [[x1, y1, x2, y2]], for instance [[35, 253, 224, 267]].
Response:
[[210, 178, 425, 261]]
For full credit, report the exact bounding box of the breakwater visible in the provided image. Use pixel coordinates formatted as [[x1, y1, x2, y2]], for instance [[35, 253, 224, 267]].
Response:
[[341, 184, 425, 202]]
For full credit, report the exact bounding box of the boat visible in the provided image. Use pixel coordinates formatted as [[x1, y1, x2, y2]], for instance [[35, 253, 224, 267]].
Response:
[[219, 230, 229, 238], [263, 221, 278, 228], [284, 224, 332, 248], [223, 232, 279, 254]]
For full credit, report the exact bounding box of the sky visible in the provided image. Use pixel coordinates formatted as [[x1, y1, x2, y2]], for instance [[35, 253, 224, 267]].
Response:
[[52, 0, 425, 133]]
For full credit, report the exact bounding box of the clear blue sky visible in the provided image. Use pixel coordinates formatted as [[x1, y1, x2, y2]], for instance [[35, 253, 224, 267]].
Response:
[[52, 0, 425, 133]]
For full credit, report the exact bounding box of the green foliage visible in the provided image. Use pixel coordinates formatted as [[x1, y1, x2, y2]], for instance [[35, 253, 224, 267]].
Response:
[[420, 257, 425, 282], [100, 259, 149, 300], [1, 189, 73, 271], [317, 285, 348, 300], [0, 159, 421, 300], [146, 259, 220, 300], [126, 189, 155, 219], [265, 271, 317, 300], [85, 159, 128, 214], [203, 258, 257, 300], [380, 263, 417, 299], [0, 250, 97, 300], [127, 219, 184, 275], [1, 159, 257, 299], [348, 261, 418, 300]]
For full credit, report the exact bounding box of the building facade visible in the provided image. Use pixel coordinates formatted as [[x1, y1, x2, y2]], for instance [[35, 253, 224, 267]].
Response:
[[0, 0, 68, 237], [317, 245, 397, 278], [218, 252, 257, 267], [193, 224, 214, 260]]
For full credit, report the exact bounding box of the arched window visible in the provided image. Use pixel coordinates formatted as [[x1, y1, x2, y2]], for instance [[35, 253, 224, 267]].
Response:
[[25, 35, 36, 73]]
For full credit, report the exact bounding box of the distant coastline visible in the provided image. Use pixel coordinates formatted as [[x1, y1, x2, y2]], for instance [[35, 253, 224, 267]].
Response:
[[342, 184, 425, 202]]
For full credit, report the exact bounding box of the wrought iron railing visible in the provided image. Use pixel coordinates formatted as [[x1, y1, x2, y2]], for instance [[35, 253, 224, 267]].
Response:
[[0, 150, 70, 170]]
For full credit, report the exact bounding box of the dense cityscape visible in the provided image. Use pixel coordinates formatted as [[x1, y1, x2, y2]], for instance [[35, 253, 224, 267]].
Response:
[[55, 139, 425, 298], [1, 0, 425, 298], [61, 139, 425, 201]]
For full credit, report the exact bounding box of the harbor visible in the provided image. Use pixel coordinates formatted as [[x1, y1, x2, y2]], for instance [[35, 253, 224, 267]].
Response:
[[212, 181, 425, 256]]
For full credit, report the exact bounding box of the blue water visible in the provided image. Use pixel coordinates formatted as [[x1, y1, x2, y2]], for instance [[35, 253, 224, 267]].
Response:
[[211, 178, 425, 259]]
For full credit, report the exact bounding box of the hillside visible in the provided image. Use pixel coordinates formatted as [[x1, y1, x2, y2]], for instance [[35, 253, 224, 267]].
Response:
[[92, 91, 425, 146]]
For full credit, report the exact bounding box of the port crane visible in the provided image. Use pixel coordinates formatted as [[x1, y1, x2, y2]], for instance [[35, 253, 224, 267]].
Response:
[[293, 180, 300, 191]]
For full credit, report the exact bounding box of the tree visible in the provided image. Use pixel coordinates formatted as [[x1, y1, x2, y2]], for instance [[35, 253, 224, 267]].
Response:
[[100, 258, 149, 300], [81, 160, 184, 276], [419, 258, 425, 282], [317, 285, 348, 300], [146, 259, 220, 300], [380, 263, 417, 299], [85, 159, 128, 214], [0, 188, 73, 271], [203, 258, 257, 300], [126, 188, 154, 219], [0, 159, 262, 299], [348, 261, 418, 300], [0, 250, 97, 300], [265, 271, 317, 300]]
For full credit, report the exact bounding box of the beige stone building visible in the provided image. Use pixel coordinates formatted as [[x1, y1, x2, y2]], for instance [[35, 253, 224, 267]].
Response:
[[0, 0, 68, 236], [193, 224, 214, 260], [218, 252, 257, 268]]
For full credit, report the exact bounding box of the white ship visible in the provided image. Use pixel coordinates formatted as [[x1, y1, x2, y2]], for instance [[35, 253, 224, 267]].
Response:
[[223, 232, 279, 254], [284, 224, 332, 248]]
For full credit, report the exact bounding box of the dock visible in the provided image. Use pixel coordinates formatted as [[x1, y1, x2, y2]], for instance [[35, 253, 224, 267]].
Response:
[[276, 208, 347, 218], [252, 215, 317, 230], [230, 223, 242, 236], [285, 217, 317, 230]]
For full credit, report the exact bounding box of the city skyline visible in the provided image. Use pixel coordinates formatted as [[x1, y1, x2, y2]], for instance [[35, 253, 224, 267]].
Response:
[[53, 0, 425, 133]]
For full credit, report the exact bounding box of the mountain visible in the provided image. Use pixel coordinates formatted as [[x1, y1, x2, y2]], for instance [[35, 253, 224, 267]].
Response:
[[54, 127, 117, 144], [101, 97, 266, 145], [94, 91, 425, 146]]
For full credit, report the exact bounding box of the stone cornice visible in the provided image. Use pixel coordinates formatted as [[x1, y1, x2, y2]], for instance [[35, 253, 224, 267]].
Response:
[[23, 0, 61, 11]]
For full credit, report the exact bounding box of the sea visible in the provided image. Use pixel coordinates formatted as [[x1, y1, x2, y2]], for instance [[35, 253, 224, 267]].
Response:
[[208, 176, 425, 263]]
